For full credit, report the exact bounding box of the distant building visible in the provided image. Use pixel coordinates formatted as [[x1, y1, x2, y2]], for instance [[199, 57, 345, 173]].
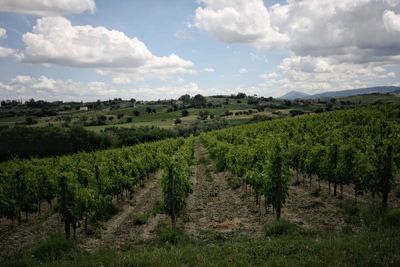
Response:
[[79, 106, 89, 111]]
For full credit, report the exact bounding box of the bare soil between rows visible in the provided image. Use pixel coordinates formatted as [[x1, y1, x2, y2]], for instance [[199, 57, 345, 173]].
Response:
[[1, 140, 400, 255]]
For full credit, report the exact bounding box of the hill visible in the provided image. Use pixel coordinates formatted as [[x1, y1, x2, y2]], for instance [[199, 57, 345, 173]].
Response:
[[279, 90, 310, 100], [280, 86, 400, 100]]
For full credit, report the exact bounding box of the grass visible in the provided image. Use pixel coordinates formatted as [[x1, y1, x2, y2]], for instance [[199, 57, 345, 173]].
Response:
[[264, 219, 300, 236], [2, 226, 400, 267]]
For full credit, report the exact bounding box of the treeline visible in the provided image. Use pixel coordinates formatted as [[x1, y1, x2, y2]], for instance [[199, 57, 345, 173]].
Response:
[[0, 126, 110, 161]]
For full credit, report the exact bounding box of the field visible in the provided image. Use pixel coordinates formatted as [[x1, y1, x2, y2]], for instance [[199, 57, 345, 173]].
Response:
[[0, 95, 325, 131], [1, 103, 400, 266]]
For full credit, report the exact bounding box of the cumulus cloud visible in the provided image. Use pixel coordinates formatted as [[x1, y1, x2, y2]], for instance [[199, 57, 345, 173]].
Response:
[[383, 10, 400, 33], [194, 0, 400, 95], [0, 75, 120, 101], [0, 0, 95, 16], [259, 56, 397, 95], [0, 27, 16, 57], [0, 75, 219, 101], [269, 0, 400, 64], [193, 0, 289, 48], [20, 17, 194, 82], [195, 0, 400, 63]]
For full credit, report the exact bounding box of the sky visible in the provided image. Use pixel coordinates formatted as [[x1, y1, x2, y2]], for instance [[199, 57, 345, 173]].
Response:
[[0, 0, 399, 101]]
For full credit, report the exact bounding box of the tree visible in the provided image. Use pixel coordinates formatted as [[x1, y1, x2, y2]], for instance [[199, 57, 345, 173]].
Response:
[[236, 92, 246, 99], [193, 94, 206, 107], [178, 94, 191, 104]]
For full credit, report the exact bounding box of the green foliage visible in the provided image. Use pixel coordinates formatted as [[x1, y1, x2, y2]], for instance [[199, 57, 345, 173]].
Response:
[[264, 219, 299, 236], [161, 136, 194, 225], [201, 104, 400, 213], [133, 212, 150, 225], [32, 236, 76, 263], [4, 228, 400, 266], [0, 138, 183, 237], [157, 227, 190, 245]]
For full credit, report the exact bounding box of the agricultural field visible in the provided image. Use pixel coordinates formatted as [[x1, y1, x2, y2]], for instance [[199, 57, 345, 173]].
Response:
[[0, 94, 331, 130], [1, 103, 400, 266], [2, 0, 400, 265]]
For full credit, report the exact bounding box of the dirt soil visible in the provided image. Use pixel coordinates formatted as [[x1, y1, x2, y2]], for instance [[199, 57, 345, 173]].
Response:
[[2, 139, 400, 255], [0, 203, 62, 256], [81, 170, 166, 252], [181, 142, 272, 239]]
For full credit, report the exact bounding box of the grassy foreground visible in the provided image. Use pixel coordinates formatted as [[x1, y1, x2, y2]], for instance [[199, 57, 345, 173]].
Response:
[[1, 225, 399, 267]]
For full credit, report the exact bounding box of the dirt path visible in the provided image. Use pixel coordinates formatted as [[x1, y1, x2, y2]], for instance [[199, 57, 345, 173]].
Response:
[[182, 141, 271, 239], [81, 170, 165, 251], [182, 140, 354, 234]]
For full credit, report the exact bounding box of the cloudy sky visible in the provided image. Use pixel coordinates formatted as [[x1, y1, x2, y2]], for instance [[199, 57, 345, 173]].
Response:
[[0, 0, 399, 101]]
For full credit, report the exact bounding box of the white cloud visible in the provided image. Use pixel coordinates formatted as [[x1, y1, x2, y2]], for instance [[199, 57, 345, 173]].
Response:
[[269, 1, 400, 64], [0, 75, 118, 101], [193, 0, 289, 48], [239, 68, 248, 74], [20, 17, 194, 82], [0, 0, 95, 16], [0, 28, 6, 39], [194, 0, 400, 64], [193, 0, 400, 95], [383, 10, 400, 32], [0, 75, 220, 101], [0, 27, 16, 57], [203, 67, 215, 72], [259, 56, 397, 95]]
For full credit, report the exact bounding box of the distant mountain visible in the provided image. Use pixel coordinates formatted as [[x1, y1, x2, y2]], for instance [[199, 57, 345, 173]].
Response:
[[280, 90, 310, 100], [279, 86, 400, 100]]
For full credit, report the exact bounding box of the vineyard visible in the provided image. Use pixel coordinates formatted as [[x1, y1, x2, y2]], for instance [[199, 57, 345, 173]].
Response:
[[1, 104, 400, 265], [201, 104, 400, 216]]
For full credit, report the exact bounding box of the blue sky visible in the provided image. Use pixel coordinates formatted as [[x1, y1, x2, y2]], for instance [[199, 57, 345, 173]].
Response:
[[0, 0, 399, 101]]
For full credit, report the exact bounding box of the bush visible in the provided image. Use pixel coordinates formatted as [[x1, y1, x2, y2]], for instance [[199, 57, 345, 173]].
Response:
[[264, 219, 299, 237], [32, 236, 76, 263]]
